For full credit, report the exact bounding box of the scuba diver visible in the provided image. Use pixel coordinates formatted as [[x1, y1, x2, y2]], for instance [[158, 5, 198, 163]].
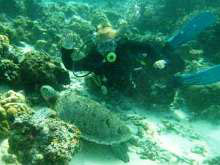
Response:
[[60, 11, 217, 94]]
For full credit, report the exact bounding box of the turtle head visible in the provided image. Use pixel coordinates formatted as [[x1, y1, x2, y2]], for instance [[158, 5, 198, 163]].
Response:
[[40, 85, 58, 107]]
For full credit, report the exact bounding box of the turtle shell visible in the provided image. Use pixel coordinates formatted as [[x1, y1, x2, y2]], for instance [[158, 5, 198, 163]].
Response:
[[54, 91, 131, 145]]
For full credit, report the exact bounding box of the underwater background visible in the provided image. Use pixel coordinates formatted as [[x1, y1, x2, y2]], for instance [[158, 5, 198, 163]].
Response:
[[1, 0, 220, 165]]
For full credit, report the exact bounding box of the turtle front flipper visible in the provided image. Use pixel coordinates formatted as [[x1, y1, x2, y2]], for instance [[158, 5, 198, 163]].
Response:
[[110, 142, 129, 163]]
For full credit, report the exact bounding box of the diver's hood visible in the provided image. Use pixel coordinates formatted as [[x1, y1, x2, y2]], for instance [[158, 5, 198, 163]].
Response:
[[97, 39, 117, 56]]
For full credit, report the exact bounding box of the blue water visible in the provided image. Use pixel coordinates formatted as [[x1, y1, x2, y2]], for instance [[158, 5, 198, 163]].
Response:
[[0, 0, 220, 165]]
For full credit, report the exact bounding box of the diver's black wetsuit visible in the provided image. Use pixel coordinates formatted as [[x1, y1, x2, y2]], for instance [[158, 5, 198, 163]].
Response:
[[61, 36, 185, 90]]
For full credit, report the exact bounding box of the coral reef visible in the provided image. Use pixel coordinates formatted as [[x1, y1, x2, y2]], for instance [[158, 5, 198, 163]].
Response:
[[8, 108, 80, 165], [0, 1, 220, 164], [0, 59, 20, 84], [20, 50, 70, 88], [181, 83, 220, 113], [0, 90, 30, 140], [0, 139, 20, 165], [0, 106, 9, 140], [0, 35, 10, 56], [0, 0, 24, 17], [0, 33, 71, 88], [0, 0, 44, 19], [91, 10, 111, 28], [0, 90, 80, 165]]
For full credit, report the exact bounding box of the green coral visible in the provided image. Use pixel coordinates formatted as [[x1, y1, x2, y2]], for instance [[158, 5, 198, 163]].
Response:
[[20, 50, 70, 88], [0, 35, 10, 55], [0, 106, 10, 140], [0, 59, 20, 84], [91, 10, 111, 28], [0, 0, 43, 19], [0, 0, 24, 17]]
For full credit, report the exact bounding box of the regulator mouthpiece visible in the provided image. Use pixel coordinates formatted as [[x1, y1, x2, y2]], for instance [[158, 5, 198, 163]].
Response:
[[106, 52, 117, 63]]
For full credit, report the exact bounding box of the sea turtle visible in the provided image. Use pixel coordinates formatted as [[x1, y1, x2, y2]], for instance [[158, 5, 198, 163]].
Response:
[[40, 85, 132, 162]]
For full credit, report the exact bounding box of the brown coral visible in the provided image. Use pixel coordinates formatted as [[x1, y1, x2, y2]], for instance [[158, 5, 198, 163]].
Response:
[[0, 90, 31, 140]]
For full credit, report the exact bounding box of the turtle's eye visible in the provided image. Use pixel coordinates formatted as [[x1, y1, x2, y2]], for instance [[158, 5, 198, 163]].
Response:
[[106, 119, 111, 128], [117, 128, 122, 134]]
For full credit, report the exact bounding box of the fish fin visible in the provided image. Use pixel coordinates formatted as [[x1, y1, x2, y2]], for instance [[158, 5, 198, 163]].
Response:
[[167, 11, 217, 49], [174, 65, 220, 86]]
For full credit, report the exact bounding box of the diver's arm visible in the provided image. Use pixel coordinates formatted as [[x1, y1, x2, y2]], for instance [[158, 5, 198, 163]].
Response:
[[61, 47, 74, 70], [73, 53, 104, 72], [61, 45, 104, 72]]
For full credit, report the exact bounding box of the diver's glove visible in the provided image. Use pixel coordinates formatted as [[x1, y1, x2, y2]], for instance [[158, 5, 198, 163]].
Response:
[[167, 11, 217, 49], [172, 64, 220, 87], [60, 32, 76, 70], [61, 47, 74, 70]]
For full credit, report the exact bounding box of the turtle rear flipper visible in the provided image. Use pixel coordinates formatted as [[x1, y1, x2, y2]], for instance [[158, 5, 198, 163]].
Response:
[[110, 142, 129, 163]]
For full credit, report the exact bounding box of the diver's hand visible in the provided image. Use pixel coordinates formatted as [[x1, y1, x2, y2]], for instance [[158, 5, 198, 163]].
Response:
[[153, 60, 167, 69]]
